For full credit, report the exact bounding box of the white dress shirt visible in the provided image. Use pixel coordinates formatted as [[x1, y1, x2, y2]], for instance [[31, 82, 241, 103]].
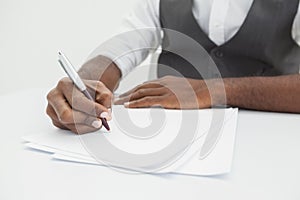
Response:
[[100, 0, 300, 77]]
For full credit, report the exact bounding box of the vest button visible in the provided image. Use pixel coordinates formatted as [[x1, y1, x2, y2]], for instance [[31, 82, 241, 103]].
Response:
[[215, 50, 224, 58]]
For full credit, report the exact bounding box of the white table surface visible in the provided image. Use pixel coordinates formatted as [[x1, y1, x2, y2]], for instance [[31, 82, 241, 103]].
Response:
[[0, 88, 299, 200]]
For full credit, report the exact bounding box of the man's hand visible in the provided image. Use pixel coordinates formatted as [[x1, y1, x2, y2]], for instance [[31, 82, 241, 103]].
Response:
[[46, 55, 121, 134], [115, 74, 300, 113], [46, 77, 113, 134], [114, 76, 225, 109]]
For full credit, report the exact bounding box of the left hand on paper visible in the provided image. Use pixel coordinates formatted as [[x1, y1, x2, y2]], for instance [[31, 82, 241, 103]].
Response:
[[114, 76, 226, 109]]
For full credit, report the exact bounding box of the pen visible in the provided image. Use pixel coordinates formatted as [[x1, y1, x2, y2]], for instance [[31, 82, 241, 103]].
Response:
[[57, 51, 110, 131]]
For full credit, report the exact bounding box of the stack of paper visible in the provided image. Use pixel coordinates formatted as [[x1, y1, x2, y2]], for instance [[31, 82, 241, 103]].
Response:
[[23, 106, 238, 176]]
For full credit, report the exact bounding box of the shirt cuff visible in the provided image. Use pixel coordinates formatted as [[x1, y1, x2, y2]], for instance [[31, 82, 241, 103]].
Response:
[[98, 50, 136, 78]]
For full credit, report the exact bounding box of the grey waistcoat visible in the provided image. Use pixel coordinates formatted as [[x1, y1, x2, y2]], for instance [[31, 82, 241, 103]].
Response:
[[158, 0, 300, 79]]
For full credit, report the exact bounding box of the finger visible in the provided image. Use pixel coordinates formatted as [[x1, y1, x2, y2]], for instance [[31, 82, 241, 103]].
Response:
[[114, 88, 166, 105], [46, 92, 70, 128], [52, 119, 69, 130], [48, 91, 104, 127], [50, 106, 104, 134], [95, 91, 113, 109], [46, 104, 68, 130], [62, 87, 110, 119], [119, 82, 163, 98], [85, 80, 113, 109], [124, 96, 165, 108], [46, 103, 60, 122], [55, 79, 110, 118], [48, 101, 107, 134], [51, 115, 103, 134]]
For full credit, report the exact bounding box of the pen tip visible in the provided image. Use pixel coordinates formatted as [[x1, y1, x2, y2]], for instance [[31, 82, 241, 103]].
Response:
[[102, 118, 110, 131]]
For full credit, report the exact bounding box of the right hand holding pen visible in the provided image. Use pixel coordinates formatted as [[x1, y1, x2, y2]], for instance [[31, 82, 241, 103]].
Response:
[[46, 77, 113, 134]]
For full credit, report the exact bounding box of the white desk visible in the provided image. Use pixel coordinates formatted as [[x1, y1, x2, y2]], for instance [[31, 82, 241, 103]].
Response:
[[0, 89, 300, 200]]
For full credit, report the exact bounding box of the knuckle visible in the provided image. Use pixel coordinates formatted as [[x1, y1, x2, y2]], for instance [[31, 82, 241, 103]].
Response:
[[46, 106, 52, 116], [52, 120, 65, 129], [59, 109, 72, 123], [140, 89, 146, 95], [136, 89, 145, 96], [46, 92, 51, 101], [161, 75, 172, 82], [135, 84, 143, 91], [46, 89, 55, 101], [143, 97, 151, 103], [52, 121, 60, 128], [101, 91, 112, 99], [95, 81, 104, 89], [57, 77, 70, 88], [57, 80, 65, 88]]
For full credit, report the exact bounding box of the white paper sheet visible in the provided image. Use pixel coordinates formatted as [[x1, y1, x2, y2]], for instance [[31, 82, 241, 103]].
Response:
[[23, 106, 238, 176]]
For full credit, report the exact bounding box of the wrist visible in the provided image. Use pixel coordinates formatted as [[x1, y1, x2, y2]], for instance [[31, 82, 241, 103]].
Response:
[[78, 55, 121, 91], [222, 78, 238, 107], [193, 78, 228, 108], [222, 77, 252, 107], [204, 79, 228, 107]]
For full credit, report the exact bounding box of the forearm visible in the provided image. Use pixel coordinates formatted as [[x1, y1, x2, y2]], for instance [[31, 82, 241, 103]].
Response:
[[78, 55, 121, 92], [224, 74, 300, 113]]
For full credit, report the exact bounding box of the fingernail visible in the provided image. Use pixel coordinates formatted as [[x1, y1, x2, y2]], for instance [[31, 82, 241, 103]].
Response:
[[114, 97, 120, 102], [100, 112, 109, 118], [124, 102, 130, 107], [105, 109, 113, 121], [92, 120, 102, 129]]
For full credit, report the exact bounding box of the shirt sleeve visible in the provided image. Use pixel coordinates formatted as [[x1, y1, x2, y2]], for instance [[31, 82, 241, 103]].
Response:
[[98, 0, 162, 78], [292, 3, 300, 46]]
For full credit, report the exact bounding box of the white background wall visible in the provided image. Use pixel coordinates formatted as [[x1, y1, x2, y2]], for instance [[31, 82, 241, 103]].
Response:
[[0, 0, 150, 95]]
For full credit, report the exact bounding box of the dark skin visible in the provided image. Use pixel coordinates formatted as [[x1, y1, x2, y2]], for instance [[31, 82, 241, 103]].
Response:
[[46, 55, 300, 134], [46, 56, 120, 134]]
